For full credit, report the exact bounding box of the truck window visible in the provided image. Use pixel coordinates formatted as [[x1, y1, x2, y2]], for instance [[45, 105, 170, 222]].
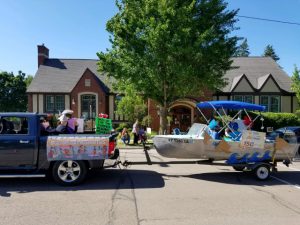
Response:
[[0, 117, 28, 135]]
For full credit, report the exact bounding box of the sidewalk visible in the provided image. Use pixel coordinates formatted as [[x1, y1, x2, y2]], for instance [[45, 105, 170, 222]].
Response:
[[117, 144, 145, 149], [116, 139, 153, 149]]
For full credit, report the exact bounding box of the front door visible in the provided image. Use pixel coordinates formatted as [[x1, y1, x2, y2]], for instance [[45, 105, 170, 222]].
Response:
[[0, 116, 36, 168], [80, 94, 96, 131]]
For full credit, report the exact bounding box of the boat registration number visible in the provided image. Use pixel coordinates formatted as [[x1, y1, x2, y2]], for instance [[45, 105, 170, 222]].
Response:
[[168, 138, 193, 144]]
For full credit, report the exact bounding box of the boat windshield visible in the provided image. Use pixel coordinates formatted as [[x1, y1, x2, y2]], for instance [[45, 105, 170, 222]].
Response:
[[187, 123, 207, 136]]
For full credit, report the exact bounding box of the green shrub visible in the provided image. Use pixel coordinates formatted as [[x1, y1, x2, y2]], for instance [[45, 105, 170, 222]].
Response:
[[141, 115, 152, 127], [249, 112, 300, 131]]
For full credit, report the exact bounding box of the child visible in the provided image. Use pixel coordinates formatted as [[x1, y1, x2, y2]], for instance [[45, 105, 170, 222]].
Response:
[[138, 126, 147, 144], [121, 128, 130, 145]]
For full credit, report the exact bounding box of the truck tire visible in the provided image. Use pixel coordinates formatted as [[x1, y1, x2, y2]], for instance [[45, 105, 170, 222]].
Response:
[[52, 160, 87, 186]]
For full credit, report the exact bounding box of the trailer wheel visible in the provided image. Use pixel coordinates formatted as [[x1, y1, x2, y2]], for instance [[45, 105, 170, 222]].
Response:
[[254, 164, 270, 181], [52, 160, 87, 186], [232, 165, 245, 171]]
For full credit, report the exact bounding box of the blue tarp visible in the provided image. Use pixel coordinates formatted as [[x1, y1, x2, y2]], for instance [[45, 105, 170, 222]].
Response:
[[196, 101, 266, 111]]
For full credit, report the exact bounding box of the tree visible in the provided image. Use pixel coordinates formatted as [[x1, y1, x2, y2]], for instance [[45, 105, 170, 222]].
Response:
[[98, 0, 239, 133], [262, 44, 280, 62], [234, 38, 250, 57], [25, 75, 34, 87], [291, 66, 300, 104], [0, 71, 27, 112], [115, 82, 147, 123]]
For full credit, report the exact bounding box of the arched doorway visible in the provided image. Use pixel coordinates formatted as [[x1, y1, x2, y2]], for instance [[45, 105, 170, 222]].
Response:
[[169, 106, 191, 133]]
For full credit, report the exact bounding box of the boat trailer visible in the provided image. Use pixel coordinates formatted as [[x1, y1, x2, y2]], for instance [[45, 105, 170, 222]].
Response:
[[118, 143, 291, 181]]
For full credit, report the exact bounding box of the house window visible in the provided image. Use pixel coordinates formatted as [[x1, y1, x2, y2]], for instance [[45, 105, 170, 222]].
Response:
[[45, 95, 65, 113], [232, 95, 253, 103], [85, 79, 91, 87], [260, 96, 280, 112]]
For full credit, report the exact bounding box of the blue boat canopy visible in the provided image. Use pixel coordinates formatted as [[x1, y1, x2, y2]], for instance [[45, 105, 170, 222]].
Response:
[[196, 101, 266, 111]]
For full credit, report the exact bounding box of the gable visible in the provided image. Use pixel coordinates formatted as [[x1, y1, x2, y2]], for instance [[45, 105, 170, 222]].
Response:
[[220, 57, 293, 93], [260, 77, 280, 92], [71, 68, 107, 93], [232, 77, 254, 92]]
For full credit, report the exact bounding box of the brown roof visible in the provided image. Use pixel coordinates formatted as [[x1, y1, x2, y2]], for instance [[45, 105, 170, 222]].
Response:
[[223, 57, 292, 93], [27, 59, 114, 93]]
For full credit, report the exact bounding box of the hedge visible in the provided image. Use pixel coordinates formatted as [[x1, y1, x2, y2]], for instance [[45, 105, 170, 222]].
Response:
[[249, 112, 300, 131]]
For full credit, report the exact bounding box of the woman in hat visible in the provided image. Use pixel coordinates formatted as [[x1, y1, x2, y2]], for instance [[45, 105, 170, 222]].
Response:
[[56, 110, 78, 134]]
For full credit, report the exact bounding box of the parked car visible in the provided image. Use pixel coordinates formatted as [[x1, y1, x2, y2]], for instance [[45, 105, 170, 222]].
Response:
[[266, 126, 300, 156]]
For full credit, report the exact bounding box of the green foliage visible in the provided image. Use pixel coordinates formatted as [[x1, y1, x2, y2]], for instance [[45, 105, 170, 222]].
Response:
[[0, 71, 27, 112], [234, 38, 250, 57], [215, 114, 232, 127], [98, 0, 239, 132], [141, 115, 152, 127], [25, 75, 34, 87], [262, 44, 280, 62], [249, 112, 300, 131], [115, 122, 130, 132], [294, 109, 300, 119], [114, 83, 147, 123], [291, 66, 300, 104]]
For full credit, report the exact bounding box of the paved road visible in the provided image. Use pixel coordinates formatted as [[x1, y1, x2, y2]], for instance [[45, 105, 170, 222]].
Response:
[[1, 148, 300, 225]]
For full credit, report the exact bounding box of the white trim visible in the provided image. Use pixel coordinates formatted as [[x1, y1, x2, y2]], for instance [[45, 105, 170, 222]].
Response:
[[38, 53, 48, 58], [109, 95, 114, 119], [65, 95, 70, 110], [38, 94, 44, 113], [33, 94, 38, 112], [78, 92, 98, 118]]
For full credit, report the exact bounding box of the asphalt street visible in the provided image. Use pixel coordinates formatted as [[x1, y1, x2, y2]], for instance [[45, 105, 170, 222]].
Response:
[[1, 147, 300, 225]]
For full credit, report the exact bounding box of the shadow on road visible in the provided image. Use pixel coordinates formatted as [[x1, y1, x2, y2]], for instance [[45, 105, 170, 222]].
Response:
[[0, 169, 165, 197], [163, 171, 300, 186]]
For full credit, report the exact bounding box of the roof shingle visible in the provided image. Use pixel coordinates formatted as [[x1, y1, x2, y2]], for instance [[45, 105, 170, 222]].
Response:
[[222, 57, 292, 93], [27, 59, 114, 93]]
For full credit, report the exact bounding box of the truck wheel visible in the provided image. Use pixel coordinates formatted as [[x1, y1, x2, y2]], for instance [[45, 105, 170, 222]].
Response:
[[232, 165, 245, 171], [52, 160, 87, 186], [254, 164, 270, 181]]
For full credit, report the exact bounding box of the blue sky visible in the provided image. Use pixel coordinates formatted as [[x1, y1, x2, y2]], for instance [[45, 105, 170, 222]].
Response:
[[0, 0, 299, 76]]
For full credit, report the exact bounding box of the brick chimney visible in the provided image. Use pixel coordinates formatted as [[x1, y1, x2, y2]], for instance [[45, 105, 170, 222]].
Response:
[[37, 44, 49, 67]]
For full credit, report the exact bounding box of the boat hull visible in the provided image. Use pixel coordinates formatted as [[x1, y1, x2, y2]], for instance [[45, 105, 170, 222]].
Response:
[[153, 135, 298, 162]]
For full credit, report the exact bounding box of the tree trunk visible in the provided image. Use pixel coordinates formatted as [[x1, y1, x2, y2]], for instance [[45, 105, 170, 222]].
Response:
[[159, 80, 168, 134], [159, 106, 168, 134]]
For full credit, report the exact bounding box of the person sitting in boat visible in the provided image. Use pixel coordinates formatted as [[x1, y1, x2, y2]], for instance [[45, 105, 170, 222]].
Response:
[[243, 115, 253, 129], [234, 118, 246, 132], [207, 119, 221, 140], [225, 122, 241, 141]]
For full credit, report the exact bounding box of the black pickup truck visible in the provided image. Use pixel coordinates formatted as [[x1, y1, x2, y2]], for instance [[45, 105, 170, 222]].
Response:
[[0, 113, 119, 185]]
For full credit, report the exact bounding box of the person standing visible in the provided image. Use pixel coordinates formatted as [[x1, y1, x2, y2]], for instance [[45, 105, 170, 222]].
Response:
[[132, 119, 139, 145]]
